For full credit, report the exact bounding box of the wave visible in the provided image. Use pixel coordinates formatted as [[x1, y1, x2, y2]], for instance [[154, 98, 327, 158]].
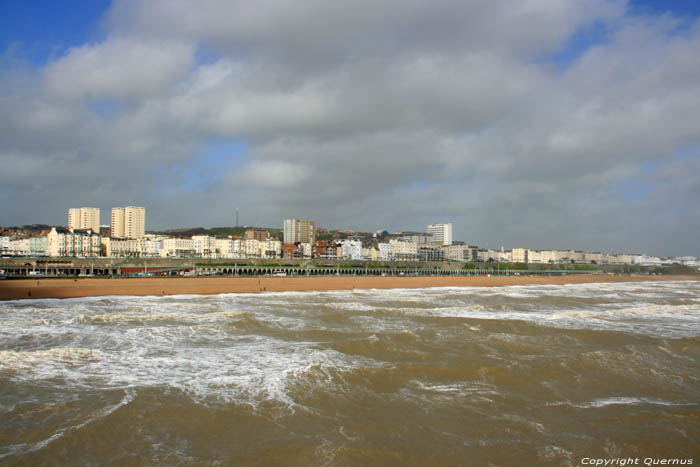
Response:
[[74, 310, 252, 325], [0, 389, 135, 460], [549, 397, 697, 409]]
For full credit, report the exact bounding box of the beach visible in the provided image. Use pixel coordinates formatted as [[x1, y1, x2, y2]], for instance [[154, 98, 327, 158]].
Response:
[[1, 273, 697, 300]]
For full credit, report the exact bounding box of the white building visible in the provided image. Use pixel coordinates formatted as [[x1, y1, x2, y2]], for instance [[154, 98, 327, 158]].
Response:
[[301, 242, 313, 258], [340, 240, 363, 260], [389, 239, 418, 261], [215, 238, 236, 258], [162, 238, 196, 257], [142, 239, 163, 257], [7, 238, 30, 256], [378, 243, 392, 261], [192, 235, 218, 258], [478, 249, 510, 262], [47, 227, 100, 257], [442, 244, 478, 262], [101, 237, 140, 257], [0, 236, 9, 254], [262, 239, 282, 258], [673, 256, 699, 266], [511, 248, 528, 263], [427, 223, 453, 246]]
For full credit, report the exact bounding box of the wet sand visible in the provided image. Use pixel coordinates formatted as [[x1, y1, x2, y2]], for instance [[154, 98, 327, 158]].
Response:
[[1, 274, 698, 300]]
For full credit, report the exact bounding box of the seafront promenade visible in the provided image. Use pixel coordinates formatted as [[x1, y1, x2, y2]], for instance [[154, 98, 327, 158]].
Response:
[[1, 274, 698, 300]]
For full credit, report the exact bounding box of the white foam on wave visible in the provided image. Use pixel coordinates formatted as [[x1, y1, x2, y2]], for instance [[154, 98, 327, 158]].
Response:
[[0, 347, 105, 374], [73, 309, 252, 325], [0, 330, 384, 410], [411, 380, 499, 396], [387, 298, 700, 338], [550, 397, 697, 409]]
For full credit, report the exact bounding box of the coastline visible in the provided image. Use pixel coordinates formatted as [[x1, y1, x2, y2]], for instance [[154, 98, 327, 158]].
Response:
[[1, 274, 697, 301]]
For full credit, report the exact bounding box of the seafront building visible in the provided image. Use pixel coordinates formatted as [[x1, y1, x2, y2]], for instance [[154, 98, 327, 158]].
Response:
[[427, 223, 453, 246], [389, 239, 418, 261], [68, 208, 100, 233], [2, 213, 696, 266], [111, 207, 146, 239], [47, 227, 101, 257], [340, 240, 363, 261]]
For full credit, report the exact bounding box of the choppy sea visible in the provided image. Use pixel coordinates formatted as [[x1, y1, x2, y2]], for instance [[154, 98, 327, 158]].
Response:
[[1, 281, 699, 465]]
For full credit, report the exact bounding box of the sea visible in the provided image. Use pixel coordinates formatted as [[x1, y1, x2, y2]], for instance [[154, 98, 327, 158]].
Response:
[[1, 281, 698, 466]]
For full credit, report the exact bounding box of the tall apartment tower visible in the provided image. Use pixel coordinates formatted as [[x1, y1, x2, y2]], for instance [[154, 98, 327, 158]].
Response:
[[111, 206, 146, 238], [68, 207, 100, 233], [427, 223, 453, 246], [283, 219, 316, 244]]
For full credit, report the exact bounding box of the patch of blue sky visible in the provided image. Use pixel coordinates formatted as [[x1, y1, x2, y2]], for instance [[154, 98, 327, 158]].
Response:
[[402, 180, 430, 191], [615, 141, 700, 202], [88, 98, 122, 121], [546, 1, 700, 71], [169, 139, 248, 192], [195, 45, 225, 67], [628, 0, 700, 18], [615, 177, 654, 201], [0, 0, 111, 66], [548, 21, 611, 71]]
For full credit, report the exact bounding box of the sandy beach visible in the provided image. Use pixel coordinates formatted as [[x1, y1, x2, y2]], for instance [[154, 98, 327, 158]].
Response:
[[1, 274, 697, 300]]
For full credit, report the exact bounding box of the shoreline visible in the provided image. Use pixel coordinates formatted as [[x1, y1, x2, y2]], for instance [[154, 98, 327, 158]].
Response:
[[1, 274, 698, 301]]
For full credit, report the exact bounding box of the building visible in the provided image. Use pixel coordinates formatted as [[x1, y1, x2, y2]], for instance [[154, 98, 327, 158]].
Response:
[[340, 239, 363, 260], [378, 243, 392, 261], [7, 238, 30, 256], [262, 239, 282, 258], [29, 235, 48, 256], [314, 240, 338, 259], [418, 247, 444, 262], [68, 207, 100, 233], [161, 238, 196, 257], [427, 223, 453, 246], [192, 235, 217, 258], [281, 243, 304, 259], [215, 238, 236, 258], [101, 237, 140, 257], [47, 227, 101, 257], [401, 233, 431, 244], [111, 207, 146, 239], [441, 244, 478, 262], [511, 248, 528, 263], [362, 247, 378, 261], [283, 219, 316, 245], [245, 230, 269, 242], [389, 239, 418, 261]]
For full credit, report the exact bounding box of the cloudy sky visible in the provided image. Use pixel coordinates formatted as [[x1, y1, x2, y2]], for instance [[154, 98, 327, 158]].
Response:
[[1, 0, 699, 257]]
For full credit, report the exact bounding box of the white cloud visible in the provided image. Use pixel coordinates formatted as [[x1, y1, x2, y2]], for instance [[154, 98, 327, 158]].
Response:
[[44, 37, 195, 100]]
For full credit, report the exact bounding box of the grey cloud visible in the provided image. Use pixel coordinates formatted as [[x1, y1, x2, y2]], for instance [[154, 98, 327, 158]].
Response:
[[2, 0, 699, 257], [44, 38, 195, 101]]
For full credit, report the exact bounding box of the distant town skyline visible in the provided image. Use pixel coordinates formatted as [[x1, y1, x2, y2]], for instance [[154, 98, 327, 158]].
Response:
[[1, 0, 699, 258]]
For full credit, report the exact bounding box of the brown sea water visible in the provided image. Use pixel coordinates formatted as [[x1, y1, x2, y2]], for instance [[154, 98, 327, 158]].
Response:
[[1, 281, 698, 466]]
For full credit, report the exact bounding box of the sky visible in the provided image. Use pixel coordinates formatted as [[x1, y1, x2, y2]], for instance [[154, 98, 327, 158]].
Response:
[[1, 0, 699, 258]]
